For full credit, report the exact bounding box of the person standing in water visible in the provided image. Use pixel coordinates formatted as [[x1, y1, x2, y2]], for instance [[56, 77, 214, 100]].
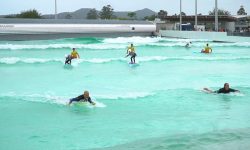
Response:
[[65, 48, 80, 64], [68, 91, 95, 105], [201, 43, 212, 53], [126, 44, 137, 64], [203, 83, 240, 94]]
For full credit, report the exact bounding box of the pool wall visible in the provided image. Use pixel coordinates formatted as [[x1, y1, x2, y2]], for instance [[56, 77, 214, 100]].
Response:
[[160, 30, 250, 42], [0, 19, 156, 40]]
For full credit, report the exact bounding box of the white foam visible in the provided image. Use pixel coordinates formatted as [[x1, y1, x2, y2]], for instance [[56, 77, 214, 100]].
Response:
[[1, 40, 250, 50], [102, 36, 212, 44], [1, 56, 250, 65], [0, 43, 125, 50], [0, 57, 63, 64], [0, 93, 67, 105]]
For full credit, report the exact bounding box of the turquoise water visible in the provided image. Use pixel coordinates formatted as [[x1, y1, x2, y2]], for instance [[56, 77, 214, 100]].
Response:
[[0, 36, 250, 150]]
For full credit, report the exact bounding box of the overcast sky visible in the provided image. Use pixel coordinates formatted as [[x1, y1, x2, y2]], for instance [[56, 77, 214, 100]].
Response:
[[1, 0, 249, 16]]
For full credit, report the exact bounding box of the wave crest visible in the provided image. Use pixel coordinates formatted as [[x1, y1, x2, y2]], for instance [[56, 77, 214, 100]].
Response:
[[1, 56, 250, 65]]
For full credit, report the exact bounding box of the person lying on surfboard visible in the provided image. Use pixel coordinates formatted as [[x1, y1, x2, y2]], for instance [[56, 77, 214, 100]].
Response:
[[203, 83, 240, 94], [125, 44, 137, 64], [68, 91, 95, 105], [65, 48, 80, 65]]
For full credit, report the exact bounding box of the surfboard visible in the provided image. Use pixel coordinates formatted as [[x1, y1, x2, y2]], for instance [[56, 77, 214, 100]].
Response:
[[128, 62, 139, 67], [193, 51, 202, 54], [73, 102, 89, 107]]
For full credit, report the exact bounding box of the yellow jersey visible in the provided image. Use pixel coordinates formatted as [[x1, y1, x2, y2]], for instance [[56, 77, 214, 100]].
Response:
[[128, 46, 135, 53], [71, 51, 79, 58], [204, 46, 211, 53]]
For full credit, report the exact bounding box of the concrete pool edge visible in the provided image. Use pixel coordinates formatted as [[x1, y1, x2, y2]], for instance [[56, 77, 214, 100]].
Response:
[[160, 30, 250, 43]]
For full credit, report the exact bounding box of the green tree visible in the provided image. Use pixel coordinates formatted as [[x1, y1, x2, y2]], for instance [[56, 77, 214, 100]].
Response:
[[16, 9, 42, 18], [87, 9, 99, 19], [144, 15, 157, 21], [237, 5, 247, 15], [127, 12, 136, 20], [99, 5, 114, 19], [209, 8, 231, 16], [157, 10, 168, 19]]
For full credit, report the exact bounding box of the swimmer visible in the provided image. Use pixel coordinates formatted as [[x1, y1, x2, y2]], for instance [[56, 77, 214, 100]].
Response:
[[125, 44, 137, 64], [203, 83, 240, 94], [185, 42, 192, 47], [201, 43, 212, 53], [68, 91, 95, 105]]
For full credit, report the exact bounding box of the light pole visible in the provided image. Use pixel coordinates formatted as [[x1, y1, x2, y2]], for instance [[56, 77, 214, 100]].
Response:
[[180, 0, 182, 31], [55, 0, 58, 19], [215, 0, 218, 32], [195, 0, 198, 31]]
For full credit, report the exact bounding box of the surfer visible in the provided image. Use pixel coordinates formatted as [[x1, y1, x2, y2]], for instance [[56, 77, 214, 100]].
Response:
[[65, 48, 80, 64], [68, 91, 95, 105], [203, 83, 240, 94], [201, 43, 212, 53], [125, 44, 137, 64]]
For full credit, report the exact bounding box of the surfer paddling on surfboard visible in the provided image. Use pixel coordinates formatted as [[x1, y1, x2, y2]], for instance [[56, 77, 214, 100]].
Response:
[[125, 44, 137, 64], [68, 91, 95, 105], [203, 83, 240, 94]]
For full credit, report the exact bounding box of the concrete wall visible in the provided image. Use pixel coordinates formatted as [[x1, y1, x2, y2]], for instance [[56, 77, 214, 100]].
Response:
[[0, 24, 156, 34], [156, 23, 175, 32], [225, 22, 235, 32], [160, 30, 250, 42], [0, 19, 156, 40]]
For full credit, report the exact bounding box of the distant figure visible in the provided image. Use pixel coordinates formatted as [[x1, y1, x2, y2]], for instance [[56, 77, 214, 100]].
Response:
[[203, 83, 240, 94], [126, 44, 137, 64], [71, 48, 80, 59], [201, 44, 212, 53], [65, 48, 80, 64], [68, 91, 95, 105], [185, 42, 192, 47]]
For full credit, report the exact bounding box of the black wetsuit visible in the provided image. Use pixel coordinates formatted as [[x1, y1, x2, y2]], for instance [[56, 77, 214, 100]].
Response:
[[129, 52, 137, 63], [69, 95, 94, 104], [65, 55, 72, 64], [216, 88, 237, 94]]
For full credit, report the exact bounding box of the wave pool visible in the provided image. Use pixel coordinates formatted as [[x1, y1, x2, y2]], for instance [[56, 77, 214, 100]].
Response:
[[0, 36, 250, 150]]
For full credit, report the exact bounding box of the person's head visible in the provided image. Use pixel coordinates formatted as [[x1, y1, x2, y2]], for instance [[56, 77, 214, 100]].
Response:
[[72, 48, 75, 51], [224, 83, 230, 90], [206, 43, 209, 46], [83, 91, 90, 98], [131, 44, 133, 47]]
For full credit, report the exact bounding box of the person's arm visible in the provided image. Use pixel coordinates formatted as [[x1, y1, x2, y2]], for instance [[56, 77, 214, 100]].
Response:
[[77, 52, 80, 59], [203, 88, 214, 93], [88, 97, 96, 105], [68, 95, 83, 105], [230, 88, 240, 93]]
